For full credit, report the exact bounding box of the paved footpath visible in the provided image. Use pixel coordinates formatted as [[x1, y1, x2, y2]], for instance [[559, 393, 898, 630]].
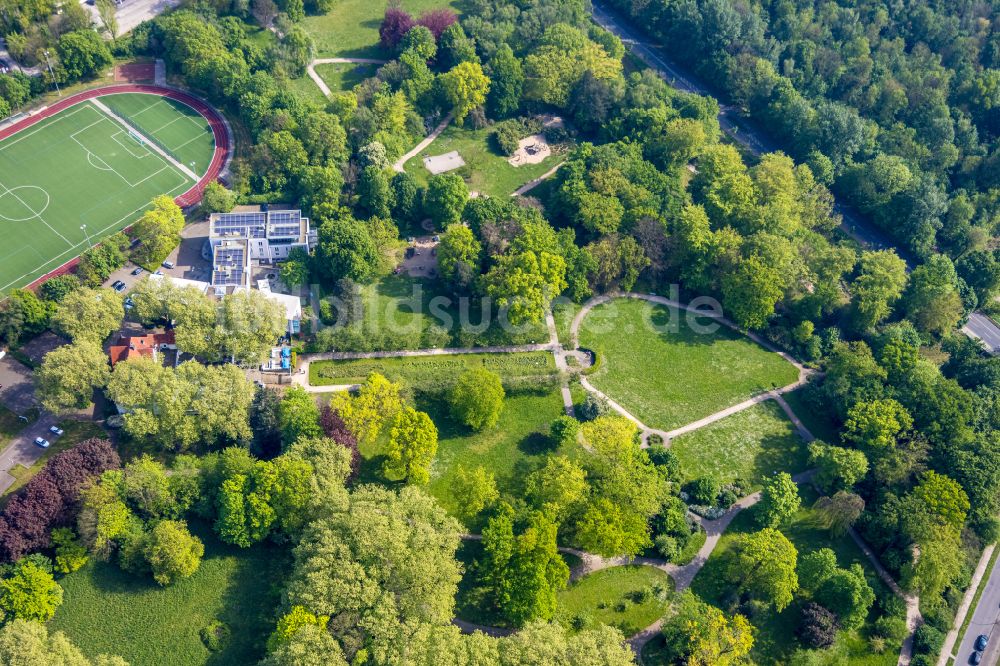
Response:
[[569, 292, 813, 445], [305, 57, 388, 97]]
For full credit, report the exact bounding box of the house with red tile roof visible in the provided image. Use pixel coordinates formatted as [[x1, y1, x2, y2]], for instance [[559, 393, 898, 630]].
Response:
[[108, 331, 177, 367]]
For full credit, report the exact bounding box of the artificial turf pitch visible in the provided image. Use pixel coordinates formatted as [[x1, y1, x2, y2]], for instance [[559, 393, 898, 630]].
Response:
[[0, 93, 215, 293]]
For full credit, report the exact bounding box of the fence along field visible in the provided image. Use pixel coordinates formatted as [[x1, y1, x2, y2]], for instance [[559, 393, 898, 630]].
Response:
[[0, 93, 216, 293]]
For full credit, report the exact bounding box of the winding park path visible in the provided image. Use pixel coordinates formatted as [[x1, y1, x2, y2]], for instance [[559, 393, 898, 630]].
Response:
[[305, 57, 388, 98], [567, 292, 814, 445], [294, 291, 919, 660], [392, 112, 454, 172]]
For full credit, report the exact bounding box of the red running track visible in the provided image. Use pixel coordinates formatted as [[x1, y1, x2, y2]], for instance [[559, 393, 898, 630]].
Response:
[[0, 84, 231, 291], [0, 83, 230, 207]]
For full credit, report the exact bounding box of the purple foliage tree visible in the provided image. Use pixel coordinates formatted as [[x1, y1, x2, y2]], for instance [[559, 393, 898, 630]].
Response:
[[319, 404, 360, 482], [380, 5, 415, 49], [417, 8, 457, 40]]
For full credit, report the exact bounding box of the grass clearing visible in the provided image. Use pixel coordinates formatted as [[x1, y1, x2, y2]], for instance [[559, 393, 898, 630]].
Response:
[[670, 400, 809, 489], [690, 484, 900, 665], [50, 521, 288, 666], [402, 123, 564, 197], [578, 298, 799, 431], [355, 386, 571, 525], [3, 419, 107, 498], [314, 273, 550, 351], [0, 95, 212, 292], [303, 0, 460, 58], [555, 565, 673, 636], [310, 351, 557, 388], [316, 61, 381, 92]]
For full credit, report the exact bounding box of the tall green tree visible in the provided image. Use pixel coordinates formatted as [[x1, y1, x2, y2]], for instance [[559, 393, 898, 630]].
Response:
[[35, 340, 110, 413], [482, 504, 569, 626], [754, 472, 801, 528], [50, 286, 123, 343], [449, 368, 505, 431], [725, 528, 799, 611], [384, 406, 438, 484]]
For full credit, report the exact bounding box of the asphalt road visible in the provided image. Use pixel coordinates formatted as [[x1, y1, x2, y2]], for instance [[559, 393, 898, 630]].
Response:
[[956, 554, 1000, 666], [967, 313, 1000, 354], [0, 415, 58, 494], [589, 0, 1000, 348]]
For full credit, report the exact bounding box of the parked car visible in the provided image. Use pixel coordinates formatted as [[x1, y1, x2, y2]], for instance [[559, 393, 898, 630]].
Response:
[[976, 635, 989, 651], [131, 266, 143, 276], [971, 651, 982, 665], [48, 425, 63, 437], [154, 270, 164, 276], [112, 280, 126, 292], [162, 260, 175, 269], [33, 437, 50, 449], [124, 297, 134, 310]]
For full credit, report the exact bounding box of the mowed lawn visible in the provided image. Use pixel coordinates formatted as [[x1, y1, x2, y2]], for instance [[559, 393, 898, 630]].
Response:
[[316, 273, 550, 350], [355, 386, 570, 524], [690, 485, 901, 665], [578, 299, 799, 431], [670, 401, 809, 489], [303, 0, 461, 58], [100, 93, 216, 174], [50, 522, 288, 666], [402, 123, 563, 197], [316, 61, 380, 92], [0, 100, 196, 292], [556, 565, 673, 636]]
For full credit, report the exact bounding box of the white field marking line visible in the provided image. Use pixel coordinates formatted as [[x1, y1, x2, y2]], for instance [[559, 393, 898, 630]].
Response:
[[71, 130, 136, 187], [72, 117, 179, 189], [170, 130, 207, 153], [68, 116, 111, 141], [89, 98, 199, 181], [129, 165, 170, 188], [86, 152, 113, 171], [0, 179, 72, 247], [149, 115, 184, 135], [0, 176, 191, 292], [110, 130, 154, 159], [0, 104, 93, 152]]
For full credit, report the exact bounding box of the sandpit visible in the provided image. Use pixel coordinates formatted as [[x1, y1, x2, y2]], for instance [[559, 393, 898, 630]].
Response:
[[508, 134, 551, 167]]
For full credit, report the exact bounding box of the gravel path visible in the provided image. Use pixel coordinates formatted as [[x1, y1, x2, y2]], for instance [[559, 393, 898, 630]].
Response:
[[306, 57, 388, 97]]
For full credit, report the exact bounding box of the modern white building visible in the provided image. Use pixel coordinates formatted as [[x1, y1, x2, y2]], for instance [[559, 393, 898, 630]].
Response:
[[209, 208, 315, 266]]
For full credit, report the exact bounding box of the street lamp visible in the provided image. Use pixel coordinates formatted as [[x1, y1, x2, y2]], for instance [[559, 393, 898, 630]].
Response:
[[43, 50, 60, 97], [80, 224, 92, 249]]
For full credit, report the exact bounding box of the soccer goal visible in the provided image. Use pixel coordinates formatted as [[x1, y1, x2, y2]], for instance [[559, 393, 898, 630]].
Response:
[[127, 128, 146, 146]]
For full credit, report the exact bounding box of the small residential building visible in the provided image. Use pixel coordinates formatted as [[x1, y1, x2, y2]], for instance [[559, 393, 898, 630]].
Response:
[[108, 331, 177, 367]]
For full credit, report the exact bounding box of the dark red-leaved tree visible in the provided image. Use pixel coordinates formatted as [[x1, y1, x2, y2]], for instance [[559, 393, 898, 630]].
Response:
[[380, 5, 415, 49], [319, 404, 360, 482], [417, 8, 457, 40], [0, 437, 120, 562]]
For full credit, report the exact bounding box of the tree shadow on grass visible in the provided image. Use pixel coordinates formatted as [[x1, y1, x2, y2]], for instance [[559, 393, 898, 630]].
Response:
[[749, 431, 809, 488], [204, 539, 290, 666]]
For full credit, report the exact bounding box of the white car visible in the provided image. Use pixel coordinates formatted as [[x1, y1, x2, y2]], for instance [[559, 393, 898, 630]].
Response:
[[162, 260, 175, 269], [48, 425, 64, 437], [33, 437, 50, 449]]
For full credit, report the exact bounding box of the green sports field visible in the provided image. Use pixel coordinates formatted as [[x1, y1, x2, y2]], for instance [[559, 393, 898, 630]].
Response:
[[0, 94, 215, 293], [100, 93, 216, 174]]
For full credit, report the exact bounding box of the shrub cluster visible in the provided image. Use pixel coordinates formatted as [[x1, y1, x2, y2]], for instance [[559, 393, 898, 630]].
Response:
[[0, 438, 120, 562]]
